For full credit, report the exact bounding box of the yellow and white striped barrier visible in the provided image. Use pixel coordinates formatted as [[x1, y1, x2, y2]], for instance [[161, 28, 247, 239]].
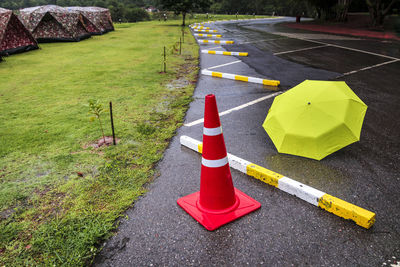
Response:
[[193, 29, 218, 33], [180, 136, 376, 229], [201, 69, 280, 87], [198, 40, 234, 44], [194, 34, 222, 38], [192, 26, 210, 30], [201, 50, 248, 56]]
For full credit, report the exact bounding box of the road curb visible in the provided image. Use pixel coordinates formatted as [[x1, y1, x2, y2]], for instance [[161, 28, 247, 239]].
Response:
[[191, 26, 210, 30], [194, 34, 222, 38], [180, 136, 376, 229], [198, 40, 234, 44], [193, 29, 218, 33], [201, 50, 248, 56], [201, 69, 280, 86]]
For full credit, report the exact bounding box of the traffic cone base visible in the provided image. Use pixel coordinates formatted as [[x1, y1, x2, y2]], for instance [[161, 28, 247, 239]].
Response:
[[177, 188, 261, 231]]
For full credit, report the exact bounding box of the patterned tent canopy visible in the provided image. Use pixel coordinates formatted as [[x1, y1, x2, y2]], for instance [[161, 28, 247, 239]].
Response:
[[19, 5, 90, 42], [67, 7, 114, 34], [0, 8, 38, 57]]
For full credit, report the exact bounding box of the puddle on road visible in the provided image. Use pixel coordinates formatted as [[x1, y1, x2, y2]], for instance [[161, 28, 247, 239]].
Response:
[[264, 153, 350, 191]]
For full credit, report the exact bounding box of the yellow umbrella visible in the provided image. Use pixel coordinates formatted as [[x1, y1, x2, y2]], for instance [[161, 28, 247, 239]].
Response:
[[263, 80, 367, 160]]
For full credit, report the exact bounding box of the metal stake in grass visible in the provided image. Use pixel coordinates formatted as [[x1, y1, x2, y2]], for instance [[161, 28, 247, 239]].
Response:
[[163, 46, 166, 73], [182, 27, 185, 43], [179, 37, 182, 55], [109, 101, 116, 145]]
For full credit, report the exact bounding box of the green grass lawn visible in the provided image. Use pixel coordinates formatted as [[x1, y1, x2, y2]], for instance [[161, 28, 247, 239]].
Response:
[[0, 20, 198, 266]]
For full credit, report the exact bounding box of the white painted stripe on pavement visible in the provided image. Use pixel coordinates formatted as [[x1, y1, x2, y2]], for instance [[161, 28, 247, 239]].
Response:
[[340, 59, 400, 77], [202, 156, 229, 168], [184, 119, 205, 128], [274, 44, 330, 55], [278, 177, 326, 206], [203, 126, 222, 136], [311, 39, 400, 60], [207, 60, 242, 70], [184, 92, 282, 127], [206, 46, 222, 50], [240, 38, 287, 44], [279, 34, 400, 60]]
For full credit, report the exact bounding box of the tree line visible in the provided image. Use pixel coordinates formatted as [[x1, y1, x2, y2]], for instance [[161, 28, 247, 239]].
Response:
[[1, 0, 399, 26], [160, 0, 399, 27]]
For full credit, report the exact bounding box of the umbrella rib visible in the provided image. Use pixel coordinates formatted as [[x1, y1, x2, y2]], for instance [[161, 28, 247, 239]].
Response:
[[312, 104, 360, 141]]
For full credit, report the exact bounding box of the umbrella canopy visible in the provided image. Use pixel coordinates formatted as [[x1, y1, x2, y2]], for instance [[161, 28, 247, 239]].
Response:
[[263, 80, 367, 160]]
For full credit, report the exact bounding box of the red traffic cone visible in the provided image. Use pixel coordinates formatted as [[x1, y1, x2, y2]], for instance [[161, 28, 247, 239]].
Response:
[[177, 94, 260, 231]]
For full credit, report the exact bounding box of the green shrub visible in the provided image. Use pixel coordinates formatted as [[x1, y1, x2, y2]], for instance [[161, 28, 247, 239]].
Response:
[[125, 8, 150, 22]]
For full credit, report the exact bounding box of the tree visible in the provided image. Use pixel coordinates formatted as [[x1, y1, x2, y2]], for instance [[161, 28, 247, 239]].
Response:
[[335, 0, 352, 21], [366, 0, 399, 26], [158, 0, 211, 26], [305, 0, 337, 20], [88, 99, 107, 144]]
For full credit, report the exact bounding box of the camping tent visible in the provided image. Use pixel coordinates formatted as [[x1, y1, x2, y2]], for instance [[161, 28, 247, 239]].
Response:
[[0, 8, 38, 56], [90, 7, 114, 33], [67, 7, 101, 35], [19, 5, 91, 42], [67, 7, 114, 34]]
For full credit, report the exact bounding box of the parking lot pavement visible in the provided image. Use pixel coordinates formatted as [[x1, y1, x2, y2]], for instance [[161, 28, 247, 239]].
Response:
[[95, 18, 400, 266]]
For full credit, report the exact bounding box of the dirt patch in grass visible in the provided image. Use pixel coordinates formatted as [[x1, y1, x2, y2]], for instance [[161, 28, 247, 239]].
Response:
[[0, 208, 15, 221], [86, 136, 121, 149]]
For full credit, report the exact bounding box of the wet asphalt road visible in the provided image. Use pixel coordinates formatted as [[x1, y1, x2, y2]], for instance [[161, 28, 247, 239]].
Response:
[[95, 18, 400, 266]]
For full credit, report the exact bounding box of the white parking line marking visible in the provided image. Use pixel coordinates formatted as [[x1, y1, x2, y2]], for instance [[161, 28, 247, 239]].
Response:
[[306, 39, 400, 60], [184, 92, 282, 127], [274, 44, 330, 55], [207, 46, 222, 50], [240, 38, 286, 44], [207, 60, 242, 70], [339, 59, 400, 77], [275, 32, 400, 60]]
